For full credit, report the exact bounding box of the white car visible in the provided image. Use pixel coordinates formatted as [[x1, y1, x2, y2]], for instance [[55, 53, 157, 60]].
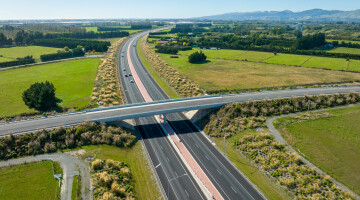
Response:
[[130, 80, 134, 83]]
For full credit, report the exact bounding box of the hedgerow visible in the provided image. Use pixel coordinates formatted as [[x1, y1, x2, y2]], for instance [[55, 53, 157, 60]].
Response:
[[92, 159, 135, 200], [141, 35, 203, 97], [0, 121, 136, 160], [92, 37, 127, 106]]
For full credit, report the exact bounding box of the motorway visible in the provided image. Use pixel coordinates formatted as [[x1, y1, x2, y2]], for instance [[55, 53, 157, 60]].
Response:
[[1, 33, 360, 199], [118, 34, 206, 200]]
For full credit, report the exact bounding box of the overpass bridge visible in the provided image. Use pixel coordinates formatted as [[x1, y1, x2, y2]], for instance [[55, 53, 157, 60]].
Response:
[[1, 86, 359, 135]]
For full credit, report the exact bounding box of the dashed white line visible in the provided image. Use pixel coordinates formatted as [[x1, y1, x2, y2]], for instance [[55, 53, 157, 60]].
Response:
[[204, 155, 209, 160], [155, 163, 161, 168], [185, 189, 189, 197], [216, 169, 222, 175], [231, 186, 238, 193]]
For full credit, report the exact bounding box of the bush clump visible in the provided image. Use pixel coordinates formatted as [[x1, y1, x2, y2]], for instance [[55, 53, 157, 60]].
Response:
[[235, 132, 355, 199], [92, 159, 135, 200], [188, 51, 207, 63]]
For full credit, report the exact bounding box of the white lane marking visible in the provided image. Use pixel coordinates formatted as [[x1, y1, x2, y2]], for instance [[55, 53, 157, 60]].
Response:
[[195, 143, 199, 148], [231, 186, 237, 194], [185, 189, 189, 197], [204, 155, 209, 160], [155, 163, 161, 168], [160, 145, 163, 150], [216, 169, 222, 175], [166, 157, 170, 162], [175, 171, 178, 177]]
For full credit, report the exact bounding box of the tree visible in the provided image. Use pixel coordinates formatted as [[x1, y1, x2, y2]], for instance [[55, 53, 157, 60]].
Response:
[[188, 51, 207, 63], [22, 81, 62, 112]]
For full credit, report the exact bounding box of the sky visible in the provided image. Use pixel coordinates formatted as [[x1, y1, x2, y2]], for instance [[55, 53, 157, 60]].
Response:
[[0, 0, 360, 20]]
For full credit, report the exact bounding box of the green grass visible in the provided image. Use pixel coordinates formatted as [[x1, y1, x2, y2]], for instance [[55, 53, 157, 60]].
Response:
[[71, 175, 81, 200], [0, 58, 100, 117], [328, 47, 360, 55], [347, 60, 360, 72], [157, 51, 360, 91], [0, 161, 60, 200], [327, 39, 360, 45], [80, 143, 162, 200], [138, 37, 179, 98], [85, 27, 98, 32], [0, 46, 62, 62], [278, 105, 360, 194], [263, 54, 311, 66], [302, 56, 349, 71], [211, 129, 291, 200], [0, 57, 14, 62]]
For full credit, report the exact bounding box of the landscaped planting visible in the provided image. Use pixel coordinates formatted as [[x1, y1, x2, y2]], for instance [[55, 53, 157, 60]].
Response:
[[204, 92, 360, 137], [235, 132, 355, 199], [141, 35, 203, 97], [92, 37, 127, 106], [0, 121, 136, 160], [91, 159, 135, 200]]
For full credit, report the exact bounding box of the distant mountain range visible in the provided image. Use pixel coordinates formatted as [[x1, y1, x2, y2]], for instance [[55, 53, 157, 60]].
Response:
[[194, 9, 360, 21]]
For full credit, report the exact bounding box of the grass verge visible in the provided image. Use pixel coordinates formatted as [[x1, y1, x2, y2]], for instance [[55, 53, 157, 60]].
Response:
[[0, 58, 100, 117], [274, 104, 360, 194], [0, 161, 60, 200], [210, 129, 292, 200], [137, 36, 179, 98], [71, 175, 81, 200]]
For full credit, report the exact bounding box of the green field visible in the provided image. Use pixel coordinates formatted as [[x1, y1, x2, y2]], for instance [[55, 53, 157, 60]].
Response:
[[157, 51, 360, 91], [275, 105, 360, 194], [328, 47, 360, 55], [0, 161, 59, 200], [211, 129, 291, 200], [263, 54, 311, 66], [79, 143, 162, 200], [0, 58, 100, 117], [327, 39, 360, 45], [302, 56, 349, 71], [85, 27, 98, 32], [0, 46, 62, 62]]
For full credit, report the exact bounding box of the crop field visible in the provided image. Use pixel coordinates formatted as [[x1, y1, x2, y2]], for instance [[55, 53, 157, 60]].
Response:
[[157, 51, 360, 91], [0, 161, 59, 200], [80, 143, 162, 200], [0, 46, 61, 62], [85, 27, 98, 32], [0, 58, 100, 117], [210, 129, 291, 200], [275, 105, 360, 194], [328, 47, 360, 55], [263, 54, 311, 66]]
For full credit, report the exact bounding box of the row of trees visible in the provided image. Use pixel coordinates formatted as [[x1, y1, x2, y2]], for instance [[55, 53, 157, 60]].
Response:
[[40, 47, 85, 62], [294, 33, 326, 50], [0, 56, 35, 68], [155, 46, 178, 54], [0, 122, 136, 160], [34, 38, 110, 52]]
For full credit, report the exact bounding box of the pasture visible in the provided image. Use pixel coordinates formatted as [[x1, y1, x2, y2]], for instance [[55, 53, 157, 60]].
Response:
[[0, 46, 61, 62], [0, 58, 100, 117], [275, 105, 360, 194], [328, 47, 360, 55], [0, 161, 59, 200], [157, 51, 360, 92]]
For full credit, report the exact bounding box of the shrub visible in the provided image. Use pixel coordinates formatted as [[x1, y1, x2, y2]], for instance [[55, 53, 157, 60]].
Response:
[[188, 51, 207, 63], [155, 46, 178, 54]]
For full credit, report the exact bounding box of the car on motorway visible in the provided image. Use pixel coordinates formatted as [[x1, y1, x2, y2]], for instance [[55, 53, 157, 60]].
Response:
[[130, 80, 134, 83], [133, 44, 135, 47], [128, 73, 132, 76], [125, 74, 128, 77], [123, 68, 126, 71]]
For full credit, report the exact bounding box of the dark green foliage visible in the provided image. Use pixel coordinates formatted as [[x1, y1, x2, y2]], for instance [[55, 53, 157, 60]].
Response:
[[34, 38, 109, 52], [0, 122, 136, 160], [188, 51, 207, 63], [0, 33, 13, 46], [44, 31, 129, 39], [22, 81, 62, 112], [294, 33, 325, 50], [155, 46, 178, 54], [130, 24, 152, 29], [40, 48, 85, 62], [0, 56, 35, 68]]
